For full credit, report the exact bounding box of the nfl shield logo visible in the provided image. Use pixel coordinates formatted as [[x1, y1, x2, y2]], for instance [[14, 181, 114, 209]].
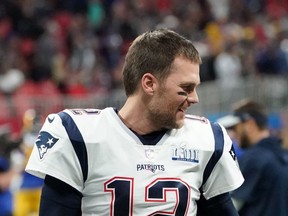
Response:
[[145, 148, 155, 159]]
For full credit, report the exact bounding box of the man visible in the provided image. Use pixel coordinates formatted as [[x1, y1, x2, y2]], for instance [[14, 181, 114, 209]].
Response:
[[217, 99, 288, 216], [26, 29, 244, 215]]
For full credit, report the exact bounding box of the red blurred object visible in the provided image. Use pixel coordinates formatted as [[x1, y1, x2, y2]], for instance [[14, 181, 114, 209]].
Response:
[[0, 18, 12, 39], [19, 38, 35, 56]]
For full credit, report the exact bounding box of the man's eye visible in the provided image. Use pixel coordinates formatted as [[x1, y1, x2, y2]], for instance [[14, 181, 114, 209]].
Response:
[[178, 91, 187, 96], [183, 87, 194, 94]]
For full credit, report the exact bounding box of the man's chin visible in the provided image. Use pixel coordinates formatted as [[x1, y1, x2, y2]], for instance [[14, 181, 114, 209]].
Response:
[[175, 119, 184, 129], [163, 120, 184, 130]]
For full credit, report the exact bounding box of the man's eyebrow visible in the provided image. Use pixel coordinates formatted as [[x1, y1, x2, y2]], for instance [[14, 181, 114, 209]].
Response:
[[179, 83, 197, 89]]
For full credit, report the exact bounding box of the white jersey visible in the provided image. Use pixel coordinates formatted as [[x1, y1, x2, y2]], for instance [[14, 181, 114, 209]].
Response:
[[26, 107, 244, 215]]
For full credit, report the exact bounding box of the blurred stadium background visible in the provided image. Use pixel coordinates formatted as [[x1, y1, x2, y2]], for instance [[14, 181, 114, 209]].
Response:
[[0, 0, 288, 215], [0, 0, 287, 136]]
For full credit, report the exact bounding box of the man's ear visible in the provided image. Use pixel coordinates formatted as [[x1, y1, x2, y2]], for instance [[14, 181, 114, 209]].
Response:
[[141, 73, 157, 95]]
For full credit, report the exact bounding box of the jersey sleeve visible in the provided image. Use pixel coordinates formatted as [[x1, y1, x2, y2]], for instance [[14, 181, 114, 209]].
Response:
[[25, 111, 85, 192], [202, 123, 244, 200]]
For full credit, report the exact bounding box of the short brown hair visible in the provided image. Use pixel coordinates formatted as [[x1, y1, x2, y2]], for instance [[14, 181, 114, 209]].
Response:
[[122, 29, 202, 96]]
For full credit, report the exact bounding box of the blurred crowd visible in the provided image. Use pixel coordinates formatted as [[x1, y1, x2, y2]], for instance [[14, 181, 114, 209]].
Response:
[[0, 0, 288, 99], [1, 0, 288, 215], [0, 0, 288, 124]]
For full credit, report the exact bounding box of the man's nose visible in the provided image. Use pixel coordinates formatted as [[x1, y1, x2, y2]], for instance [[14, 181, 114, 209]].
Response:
[[186, 92, 199, 105]]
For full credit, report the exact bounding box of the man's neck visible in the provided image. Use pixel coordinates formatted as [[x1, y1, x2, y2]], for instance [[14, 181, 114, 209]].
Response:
[[118, 97, 159, 135]]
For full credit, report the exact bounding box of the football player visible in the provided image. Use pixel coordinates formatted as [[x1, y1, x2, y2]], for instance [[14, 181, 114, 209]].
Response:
[[26, 29, 244, 215]]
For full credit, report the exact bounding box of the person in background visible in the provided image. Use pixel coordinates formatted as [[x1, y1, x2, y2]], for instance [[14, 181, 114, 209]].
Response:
[[0, 156, 13, 216], [13, 109, 44, 216], [217, 98, 288, 216], [0, 126, 21, 216]]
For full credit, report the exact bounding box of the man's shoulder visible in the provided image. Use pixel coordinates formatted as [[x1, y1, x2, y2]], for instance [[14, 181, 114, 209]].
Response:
[[57, 107, 111, 122], [43, 108, 108, 131], [183, 114, 216, 134], [61, 108, 104, 117], [53, 107, 119, 134], [184, 114, 209, 125]]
